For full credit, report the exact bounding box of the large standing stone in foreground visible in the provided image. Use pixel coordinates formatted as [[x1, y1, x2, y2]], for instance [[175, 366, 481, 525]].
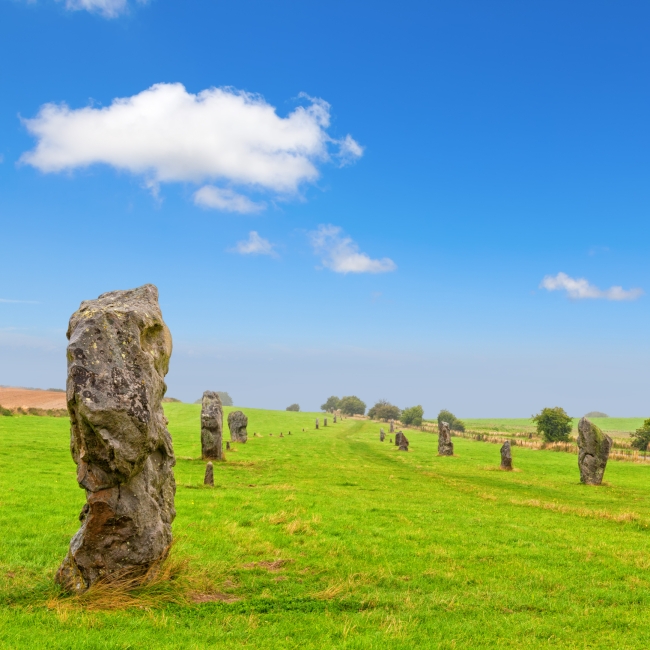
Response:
[[438, 421, 454, 456], [395, 431, 403, 447], [500, 440, 513, 470], [577, 417, 612, 485], [56, 284, 176, 593], [201, 391, 223, 460], [398, 432, 409, 451], [228, 410, 248, 443]]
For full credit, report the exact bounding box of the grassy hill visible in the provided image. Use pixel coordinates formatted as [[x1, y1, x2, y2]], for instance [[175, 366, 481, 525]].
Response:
[[463, 417, 646, 436], [2, 404, 650, 648]]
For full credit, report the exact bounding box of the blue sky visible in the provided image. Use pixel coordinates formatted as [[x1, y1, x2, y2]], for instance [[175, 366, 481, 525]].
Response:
[[1, 0, 648, 416]]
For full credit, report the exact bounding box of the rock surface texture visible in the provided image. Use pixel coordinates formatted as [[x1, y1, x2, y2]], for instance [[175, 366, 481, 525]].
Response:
[[56, 284, 176, 593], [395, 431, 404, 447], [398, 432, 409, 451], [204, 462, 214, 486], [380, 428, 385, 442], [228, 411, 248, 443], [577, 417, 612, 485], [438, 421, 454, 456], [500, 440, 513, 470], [201, 391, 223, 460]]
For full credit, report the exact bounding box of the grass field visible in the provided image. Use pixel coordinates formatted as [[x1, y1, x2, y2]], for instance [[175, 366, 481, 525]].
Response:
[[463, 417, 646, 436], [2, 405, 650, 648]]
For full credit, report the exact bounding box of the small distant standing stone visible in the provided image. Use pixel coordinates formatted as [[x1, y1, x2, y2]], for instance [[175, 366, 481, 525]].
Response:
[[204, 462, 214, 486], [288, 431, 291, 435], [228, 410, 248, 443], [390, 437, 393, 443], [333, 415, 337, 424], [201, 391, 223, 461], [315, 418, 319, 430], [438, 421, 454, 456], [280, 432, 284, 437], [324, 418, 328, 427], [578, 417, 612, 485], [226, 441, 230, 450], [500, 440, 513, 470], [390, 420, 395, 433], [380, 428, 385, 442], [399, 432, 409, 452]]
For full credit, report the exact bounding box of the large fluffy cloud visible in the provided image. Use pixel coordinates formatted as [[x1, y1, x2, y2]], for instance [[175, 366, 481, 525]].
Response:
[[309, 225, 396, 274], [21, 83, 363, 212], [540, 272, 643, 301]]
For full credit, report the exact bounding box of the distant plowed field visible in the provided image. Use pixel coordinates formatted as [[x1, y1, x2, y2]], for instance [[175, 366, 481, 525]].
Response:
[[0, 387, 66, 410]]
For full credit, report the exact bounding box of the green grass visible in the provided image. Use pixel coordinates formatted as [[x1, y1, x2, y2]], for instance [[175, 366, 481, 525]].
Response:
[[2, 405, 650, 648], [463, 417, 646, 436]]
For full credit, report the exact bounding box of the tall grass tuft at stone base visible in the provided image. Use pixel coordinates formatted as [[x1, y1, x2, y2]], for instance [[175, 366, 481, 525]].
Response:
[[1, 404, 650, 648]]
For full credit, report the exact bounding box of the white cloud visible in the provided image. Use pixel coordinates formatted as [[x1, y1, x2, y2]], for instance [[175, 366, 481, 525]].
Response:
[[231, 231, 278, 257], [20, 83, 362, 213], [59, 0, 145, 18], [194, 186, 264, 214], [540, 272, 643, 301], [0, 298, 39, 304], [309, 225, 397, 274]]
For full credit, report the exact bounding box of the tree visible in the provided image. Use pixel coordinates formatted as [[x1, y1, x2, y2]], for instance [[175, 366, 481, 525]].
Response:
[[532, 407, 572, 442], [401, 405, 424, 427], [194, 391, 233, 406], [437, 409, 465, 432], [630, 419, 650, 454], [368, 399, 401, 421], [585, 411, 609, 418], [286, 403, 300, 412], [339, 395, 366, 416], [321, 396, 341, 413]]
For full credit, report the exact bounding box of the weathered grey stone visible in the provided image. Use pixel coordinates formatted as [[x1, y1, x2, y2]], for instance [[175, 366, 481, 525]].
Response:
[[380, 428, 385, 442], [204, 461, 214, 486], [315, 418, 319, 429], [228, 411, 248, 443], [56, 284, 175, 593], [201, 391, 223, 460], [390, 420, 395, 433], [398, 431, 409, 451], [280, 432, 284, 437], [226, 441, 231, 450], [395, 431, 403, 447], [500, 440, 513, 470], [333, 415, 337, 423], [438, 421, 454, 456], [578, 417, 612, 485], [324, 418, 328, 427]]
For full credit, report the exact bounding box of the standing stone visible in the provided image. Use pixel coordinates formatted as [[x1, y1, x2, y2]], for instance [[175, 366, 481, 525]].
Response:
[[333, 415, 337, 424], [201, 391, 223, 460], [398, 432, 409, 451], [390, 420, 395, 433], [389, 437, 393, 444], [438, 421, 454, 456], [500, 440, 513, 470], [56, 284, 175, 593], [228, 411, 248, 443], [395, 431, 403, 447], [380, 428, 385, 442], [280, 432, 284, 437], [577, 417, 612, 485], [324, 418, 328, 427], [204, 462, 214, 486], [315, 418, 319, 430]]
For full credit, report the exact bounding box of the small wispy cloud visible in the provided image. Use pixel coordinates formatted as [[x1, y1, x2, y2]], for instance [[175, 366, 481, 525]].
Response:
[[231, 231, 278, 257], [0, 298, 39, 304], [194, 186, 265, 214], [309, 224, 396, 274], [58, 0, 147, 19], [540, 272, 643, 301]]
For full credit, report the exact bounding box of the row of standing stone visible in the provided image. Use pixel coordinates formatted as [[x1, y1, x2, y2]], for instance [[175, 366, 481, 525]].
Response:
[[378, 417, 612, 484]]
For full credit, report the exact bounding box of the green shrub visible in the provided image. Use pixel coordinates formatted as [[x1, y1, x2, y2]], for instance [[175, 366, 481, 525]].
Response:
[[630, 419, 650, 452], [367, 400, 400, 421], [532, 407, 572, 442], [0, 405, 13, 417], [286, 403, 300, 412], [437, 409, 465, 432], [321, 396, 341, 413], [339, 395, 366, 416], [401, 405, 424, 427]]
